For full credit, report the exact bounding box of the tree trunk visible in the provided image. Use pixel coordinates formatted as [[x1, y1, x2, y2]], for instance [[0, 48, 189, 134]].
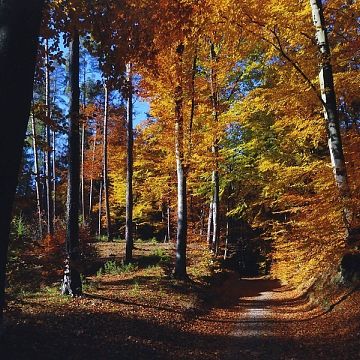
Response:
[[80, 52, 87, 226], [88, 126, 97, 219], [98, 181, 103, 237], [103, 83, 112, 241], [125, 63, 134, 262], [167, 201, 171, 242], [212, 170, 220, 255], [52, 71, 57, 227], [31, 112, 43, 239], [209, 42, 220, 254], [0, 0, 44, 330], [45, 39, 54, 237], [310, 0, 351, 224], [174, 43, 187, 279], [80, 121, 85, 225], [52, 130, 56, 227], [207, 202, 213, 248], [61, 28, 82, 297]]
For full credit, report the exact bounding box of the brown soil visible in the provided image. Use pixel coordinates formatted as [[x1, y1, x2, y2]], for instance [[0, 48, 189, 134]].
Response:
[[2, 242, 360, 359]]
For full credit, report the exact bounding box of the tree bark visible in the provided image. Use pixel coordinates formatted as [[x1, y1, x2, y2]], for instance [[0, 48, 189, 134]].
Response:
[[61, 28, 82, 297], [88, 125, 97, 219], [98, 180, 103, 237], [103, 83, 112, 241], [310, 0, 350, 206], [52, 129, 56, 226], [80, 120, 85, 225], [211, 170, 220, 255], [125, 63, 134, 262], [80, 52, 87, 226], [209, 42, 220, 254], [0, 0, 44, 330], [207, 202, 213, 248], [174, 43, 187, 279], [31, 112, 43, 239], [45, 39, 54, 236], [167, 201, 171, 242]]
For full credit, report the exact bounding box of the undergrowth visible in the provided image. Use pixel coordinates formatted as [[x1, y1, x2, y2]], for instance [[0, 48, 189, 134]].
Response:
[[97, 261, 137, 276]]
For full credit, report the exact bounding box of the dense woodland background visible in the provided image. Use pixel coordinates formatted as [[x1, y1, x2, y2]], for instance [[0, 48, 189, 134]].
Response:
[[0, 0, 360, 338]]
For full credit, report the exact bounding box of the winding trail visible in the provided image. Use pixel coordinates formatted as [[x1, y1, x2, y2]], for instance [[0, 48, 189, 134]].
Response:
[[206, 272, 360, 360]]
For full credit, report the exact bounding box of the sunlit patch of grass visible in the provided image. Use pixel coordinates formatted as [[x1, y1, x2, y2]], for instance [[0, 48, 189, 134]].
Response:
[[97, 260, 137, 276]]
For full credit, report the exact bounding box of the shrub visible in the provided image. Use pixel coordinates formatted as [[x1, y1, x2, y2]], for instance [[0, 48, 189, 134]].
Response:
[[97, 260, 137, 276]]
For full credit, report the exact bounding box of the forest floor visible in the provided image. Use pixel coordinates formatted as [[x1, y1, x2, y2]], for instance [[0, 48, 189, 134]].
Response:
[[1, 240, 360, 359]]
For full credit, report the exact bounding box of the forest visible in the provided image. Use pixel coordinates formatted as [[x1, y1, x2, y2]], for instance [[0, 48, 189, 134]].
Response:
[[0, 0, 360, 359]]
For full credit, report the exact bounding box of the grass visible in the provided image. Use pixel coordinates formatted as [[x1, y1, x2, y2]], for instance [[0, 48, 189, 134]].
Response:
[[96, 260, 138, 276]]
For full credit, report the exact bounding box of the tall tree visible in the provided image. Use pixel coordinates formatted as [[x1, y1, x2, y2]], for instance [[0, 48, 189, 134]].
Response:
[[209, 43, 220, 254], [125, 63, 134, 262], [52, 129, 56, 225], [309, 0, 351, 226], [0, 0, 44, 330], [31, 112, 43, 238], [80, 53, 87, 226], [174, 43, 188, 279], [88, 124, 98, 219], [80, 120, 86, 225], [207, 202, 213, 247], [98, 180, 103, 237], [103, 82, 112, 241], [61, 28, 82, 296], [44, 39, 54, 236]]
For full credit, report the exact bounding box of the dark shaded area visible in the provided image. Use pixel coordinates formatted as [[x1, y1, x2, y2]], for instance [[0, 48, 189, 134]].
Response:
[[2, 269, 360, 359], [223, 220, 272, 277], [340, 252, 360, 282], [2, 298, 360, 360], [209, 272, 282, 308]]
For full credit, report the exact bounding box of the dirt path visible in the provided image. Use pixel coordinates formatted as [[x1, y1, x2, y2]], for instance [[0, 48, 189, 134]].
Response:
[[199, 272, 360, 360]]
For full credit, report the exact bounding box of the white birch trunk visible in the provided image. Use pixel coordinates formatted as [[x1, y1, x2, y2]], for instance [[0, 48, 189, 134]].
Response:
[[31, 112, 43, 239], [310, 0, 349, 198]]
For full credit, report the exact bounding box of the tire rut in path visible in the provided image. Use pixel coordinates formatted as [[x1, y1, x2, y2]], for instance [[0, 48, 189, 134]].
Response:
[[214, 273, 309, 360]]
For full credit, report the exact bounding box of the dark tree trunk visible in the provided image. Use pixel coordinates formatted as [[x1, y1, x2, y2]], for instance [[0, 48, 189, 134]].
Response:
[[45, 39, 54, 236], [98, 181, 103, 237], [125, 64, 134, 263], [61, 29, 82, 297], [0, 0, 44, 330], [80, 54, 87, 226], [174, 43, 188, 279], [103, 83, 112, 241], [80, 121, 85, 225], [52, 130, 56, 226]]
